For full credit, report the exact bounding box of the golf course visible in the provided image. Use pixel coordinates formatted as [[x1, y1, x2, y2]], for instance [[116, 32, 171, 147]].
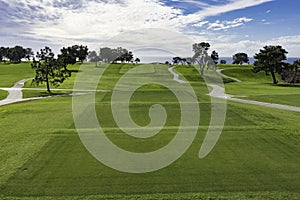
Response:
[[0, 62, 299, 199]]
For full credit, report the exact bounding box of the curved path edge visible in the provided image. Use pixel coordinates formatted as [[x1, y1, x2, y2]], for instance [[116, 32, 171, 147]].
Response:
[[168, 66, 300, 113], [0, 79, 85, 106]]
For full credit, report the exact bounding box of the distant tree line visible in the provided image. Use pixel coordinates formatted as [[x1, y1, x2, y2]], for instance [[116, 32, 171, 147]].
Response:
[[88, 47, 140, 65], [0, 46, 34, 63]]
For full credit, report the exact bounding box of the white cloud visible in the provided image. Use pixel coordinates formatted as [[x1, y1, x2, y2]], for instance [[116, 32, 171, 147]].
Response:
[[177, 0, 273, 24], [211, 35, 300, 57], [266, 9, 271, 13], [1, 0, 272, 44], [192, 21, 209, 27], [0, 0, 278, 60], [207, 17, 253, 31]]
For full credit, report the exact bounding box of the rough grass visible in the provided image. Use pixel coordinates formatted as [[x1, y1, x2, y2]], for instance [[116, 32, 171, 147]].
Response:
[[1, 191, 300, 200], [0, 64, 300, 199], [0, 90, 8, 100]]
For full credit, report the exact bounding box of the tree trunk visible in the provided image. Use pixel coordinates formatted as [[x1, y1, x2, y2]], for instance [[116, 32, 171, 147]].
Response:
[[45, 75, 51, 93], [271, 71, 278, 84], [200, 65, 204, 75]]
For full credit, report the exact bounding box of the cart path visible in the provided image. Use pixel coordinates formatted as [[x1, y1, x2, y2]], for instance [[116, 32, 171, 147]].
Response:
[[0, 79, 36, 106], [0, 79, 98, 106], [216, 68, 242, 82], [168, 67, 300, 112]]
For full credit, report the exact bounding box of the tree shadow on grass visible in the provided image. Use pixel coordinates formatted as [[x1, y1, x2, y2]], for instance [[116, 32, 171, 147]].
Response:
[[70, 69, 82, 73], [277, 83, 300, 88], [41, 91, 73, 97], [262, 82, 300, 88]]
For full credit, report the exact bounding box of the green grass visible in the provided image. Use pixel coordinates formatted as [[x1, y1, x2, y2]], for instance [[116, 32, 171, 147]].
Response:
[[23, 63, 82, 90], [0, 62, 34, 87], [0, 64, 300, 199], [22, 90, 73, 99], [220, 65, 300, 106], [240, 94, 300, 107], [0, 90, 8, 100], [1, 191, 300, 200]]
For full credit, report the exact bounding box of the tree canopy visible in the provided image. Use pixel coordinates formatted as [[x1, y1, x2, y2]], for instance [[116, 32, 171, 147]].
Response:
[[59, 45, 89, 65], [192, 42, 215, 75], [99, 47, 135, 63], [280, 59, 300, 84], [135, 58, 141, 64], [220, 59, 227, 64], [232, 53, 249, 65], [32, 47, 72, 93], [0, 46, 34, 63], [252, 45, 288, 84], [211, 50, 219, 64], [88, 51, 101, 66], [172, 57, 187, 65]]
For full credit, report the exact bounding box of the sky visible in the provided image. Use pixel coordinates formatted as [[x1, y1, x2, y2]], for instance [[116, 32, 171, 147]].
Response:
[[0, 0, 299, 62]]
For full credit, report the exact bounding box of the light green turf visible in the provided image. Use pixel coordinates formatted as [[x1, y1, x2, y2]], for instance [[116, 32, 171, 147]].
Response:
[[0, 62, 34, 87], [0, 64, 300, 199]]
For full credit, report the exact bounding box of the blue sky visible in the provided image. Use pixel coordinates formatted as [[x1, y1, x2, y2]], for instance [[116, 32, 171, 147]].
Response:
[[0, 0, 299, 60]]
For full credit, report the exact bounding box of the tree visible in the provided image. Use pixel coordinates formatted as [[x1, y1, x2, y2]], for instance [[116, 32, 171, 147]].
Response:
[[25, 48, 34, 61], [100, 47, 115, 63], [0, 49, 2, 62], [124, 51, 133, 63], [192, 42, 214, 75], [172, 57, 181, 65], [7, 46, 26, 63], [135, 58, 140, 64], [32, 47, 71, 93], [59, 45, 89, 66], [59, 47, 77, 68], [211, 50, 219, 64], [232, 53, 249, 65], [76, 45, 89, 62], [181, 58, 187, 65], [0, 47, 9, 62], [220, 60, 227, 64], [99, 47, 134, 63], [115, 47, 129, 63], [280, 59, 300, 83], [88, 51, 101, 66], [252, 45, 288, 84], [172, 57, 187, 65], [186, 57, 192, 66]]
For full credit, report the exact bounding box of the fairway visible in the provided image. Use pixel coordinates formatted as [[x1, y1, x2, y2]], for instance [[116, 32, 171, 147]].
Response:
[[0, 63, 300, 199]]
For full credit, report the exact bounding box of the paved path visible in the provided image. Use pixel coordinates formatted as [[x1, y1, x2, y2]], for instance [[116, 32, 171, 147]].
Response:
[[0, 79, 99, 107], [0, 79, 36, 106], [216, 68, 242, 82], [168, 67, 186, 84], [168, 67, 300, 113]]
